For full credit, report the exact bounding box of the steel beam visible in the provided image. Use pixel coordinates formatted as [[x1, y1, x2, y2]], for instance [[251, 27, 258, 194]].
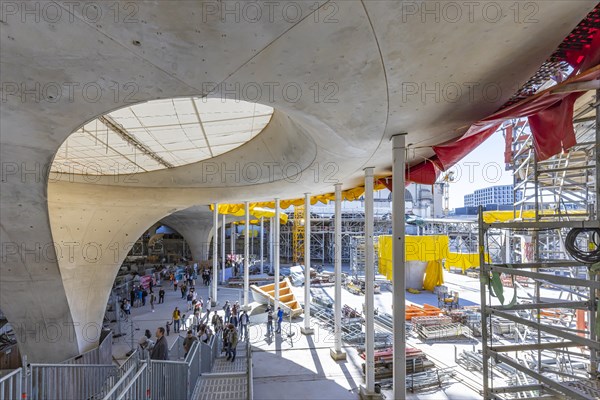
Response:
[[302, 193, 313, 335], [486, 308, 600, 349], [212, 202, 218, 304], [488, 351, 592, 400], [244, 201, 250, 309], [274, 199, 281, 310]]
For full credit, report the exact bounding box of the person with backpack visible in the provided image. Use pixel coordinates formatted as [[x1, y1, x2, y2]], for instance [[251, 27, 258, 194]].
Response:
[[225, 324, 238, 362]]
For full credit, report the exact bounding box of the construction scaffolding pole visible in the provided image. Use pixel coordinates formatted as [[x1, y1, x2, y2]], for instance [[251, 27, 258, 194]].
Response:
[[212, 202, 218, 304]]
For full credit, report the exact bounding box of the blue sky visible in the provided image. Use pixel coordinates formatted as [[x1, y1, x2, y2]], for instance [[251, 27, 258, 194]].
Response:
[[447, 131, 513, 209]]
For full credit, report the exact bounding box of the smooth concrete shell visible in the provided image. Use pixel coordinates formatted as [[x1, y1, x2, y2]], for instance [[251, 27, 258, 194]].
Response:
[[0, 1, 596, 361]]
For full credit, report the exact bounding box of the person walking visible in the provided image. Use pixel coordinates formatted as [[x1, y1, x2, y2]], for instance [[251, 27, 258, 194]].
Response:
[[231, 302, 239, 328], [225, 324, 238, 362], [150, 291, 156, 312], [150, 327, 169, 360], [172, 307, 181, 333], [266, 308, 273, 336], [158, 288, 165, 304], [186, 291, 193, 311], [122, 300, 131, 319], [205, 297, 212, 322], [239, 310, 249, 341], [223, 301, 231, 324], [182, 330, 198, 358], [276, 307, 284, 334]]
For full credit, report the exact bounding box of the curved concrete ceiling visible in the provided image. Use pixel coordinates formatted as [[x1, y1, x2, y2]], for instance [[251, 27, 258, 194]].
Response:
[[1, 1, 596, 362], [52, 98, 274, 175]]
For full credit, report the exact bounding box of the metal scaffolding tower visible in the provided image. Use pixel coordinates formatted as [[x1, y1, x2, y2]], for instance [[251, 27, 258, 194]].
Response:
[[478, 90, 600, 399], [292, 205, 305, 263]]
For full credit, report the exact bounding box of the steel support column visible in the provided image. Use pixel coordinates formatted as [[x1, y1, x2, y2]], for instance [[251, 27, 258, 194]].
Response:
[[331, 183, 346, 360], [392, 134, 406, 399], [361, 167, 377, 397], [302, 193, 314, 335], [244, 201, 250, 309], [221, 214, 226, 283], [260, 217, 264, 273], [274, 199, 281, 310]]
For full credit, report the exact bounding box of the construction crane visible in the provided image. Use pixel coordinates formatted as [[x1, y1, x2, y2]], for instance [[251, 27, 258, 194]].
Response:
[[442, 172, 455, 216]]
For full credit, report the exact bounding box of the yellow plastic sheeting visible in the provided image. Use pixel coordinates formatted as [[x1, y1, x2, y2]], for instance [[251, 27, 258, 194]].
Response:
[[377, 235, 450, 281], [214, 182, 389, 212], [445, 252, 490, 271], [212, 204, 288, 223], [423, 260, 444, 291], [483, 210, 587, 223]]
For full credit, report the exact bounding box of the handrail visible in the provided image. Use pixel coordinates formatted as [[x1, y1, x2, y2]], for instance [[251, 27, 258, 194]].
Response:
[[115, 363, 148, 400], [102, 365, 136, 400], [0, 368, 21, 381]]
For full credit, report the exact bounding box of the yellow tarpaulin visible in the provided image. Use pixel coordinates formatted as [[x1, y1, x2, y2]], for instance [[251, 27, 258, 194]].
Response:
[[212, 204, 288, 224], [445, 252, 491, 272], [377, 235, 449, 281], [423, 260, 444, 291], [214, 182, 389, 213]]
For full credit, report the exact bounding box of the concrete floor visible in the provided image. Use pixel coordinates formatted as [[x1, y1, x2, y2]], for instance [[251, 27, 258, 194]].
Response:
[[109, 269, 570, 399]]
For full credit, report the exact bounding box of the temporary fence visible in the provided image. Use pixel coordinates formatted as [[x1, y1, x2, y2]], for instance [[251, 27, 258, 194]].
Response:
[[0, 368, 21, 400], [27, 363, 117, 400]]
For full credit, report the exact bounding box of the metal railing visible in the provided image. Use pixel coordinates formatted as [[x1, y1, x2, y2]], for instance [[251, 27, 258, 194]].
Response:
[[200, 335, 220, 373], [148, 360, 188, 400], [118, 349, 139, 376], [26, 363, 117, 400], [0, 368, 21, 400], [115, 362, 149, 400], [185, 341, 201, 399], [103, 365, 137, 400], [246, 339, 253, 400], [62, 331, 113, 366]]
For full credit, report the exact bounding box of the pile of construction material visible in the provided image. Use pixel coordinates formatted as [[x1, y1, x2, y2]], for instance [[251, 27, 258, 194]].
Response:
[[405, 304, 441, 320], [359, 347, 435, 380], [412, 315, 472, 340]]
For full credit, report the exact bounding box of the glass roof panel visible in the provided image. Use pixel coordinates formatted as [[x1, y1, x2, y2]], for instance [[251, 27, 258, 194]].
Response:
[[52, 98, 273, 175]]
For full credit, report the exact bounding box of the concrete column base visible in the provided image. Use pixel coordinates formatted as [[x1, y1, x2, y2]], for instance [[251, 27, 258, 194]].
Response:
[[330, 348, 347, 361], [359, 386, 382, 400], [211, 301, 217, 307], [242, 305, 252, 312], [300, 326, 314, 335]]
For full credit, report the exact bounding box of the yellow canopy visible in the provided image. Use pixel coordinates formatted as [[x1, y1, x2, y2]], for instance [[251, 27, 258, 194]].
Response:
[[213, 181, 389, 215], [211, 204, 288, 224]]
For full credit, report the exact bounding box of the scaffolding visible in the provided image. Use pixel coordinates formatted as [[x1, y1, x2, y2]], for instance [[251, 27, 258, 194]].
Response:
[[478, 90, 600, 399], [292, 205, 305, 263]]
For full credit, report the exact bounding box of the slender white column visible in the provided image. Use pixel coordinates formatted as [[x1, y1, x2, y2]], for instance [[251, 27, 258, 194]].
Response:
[[269, 217, 274, 272], [274, 199, 281, 310], [244, 202, 250, 308], [212, 203, 218, 304], [392, 134, 407, 399], [363, 168, 375, 393], [260, 217, 264, 272], [221, 214, 226, 283], [331, 184, 346, 360], [302, 193, 313, 335], [230, 218, 235, 275]]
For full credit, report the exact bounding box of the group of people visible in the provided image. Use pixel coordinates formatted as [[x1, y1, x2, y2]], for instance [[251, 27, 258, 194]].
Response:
[[122, 284, 165, 316], [138, 327, 169, 360]]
